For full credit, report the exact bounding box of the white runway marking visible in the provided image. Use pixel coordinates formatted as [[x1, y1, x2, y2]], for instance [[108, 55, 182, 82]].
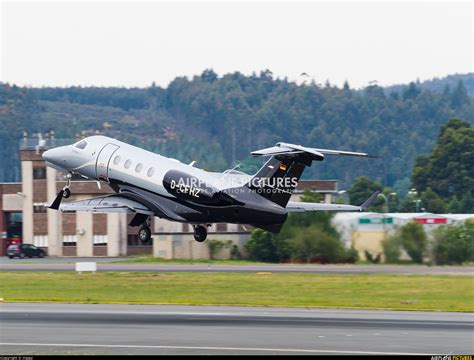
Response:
[[0, 342, 430, 355]]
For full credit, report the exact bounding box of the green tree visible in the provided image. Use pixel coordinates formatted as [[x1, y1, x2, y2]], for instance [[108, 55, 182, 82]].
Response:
[[347, 176, 384, 211], [289, 226, 345, 263], [2, 73, 473, 187], [402, 82, 421, 100], [450, 80, 469, 109], [432, 221, 474, 265], [382, 232, 402, 263], [399, 222, 428, 264], [245, 229, 278, 262], [420, 187, 445, 213], [411, 119, 474, 213], [230, 244, 241, 260], [272, 190, 344, 262]]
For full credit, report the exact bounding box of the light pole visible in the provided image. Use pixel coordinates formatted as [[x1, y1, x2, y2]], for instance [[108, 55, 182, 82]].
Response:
[[414, 199, 422, 212], [408, 188, 422, 212], [335, 190, 348, 204], [378, 192, 397, 213], [377, 192, 397, 247]]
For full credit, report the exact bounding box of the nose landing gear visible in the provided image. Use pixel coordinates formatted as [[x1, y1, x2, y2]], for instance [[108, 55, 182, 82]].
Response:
[[62, 172, 73, 198], [49, 172, 74, 209], [193, 225, 208, 242], [62, 187, 71, 198]]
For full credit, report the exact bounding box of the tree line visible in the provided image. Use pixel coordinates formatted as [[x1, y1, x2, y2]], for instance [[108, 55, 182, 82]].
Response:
[[346, 119, 473, 213], [0, 71, 472, 190]]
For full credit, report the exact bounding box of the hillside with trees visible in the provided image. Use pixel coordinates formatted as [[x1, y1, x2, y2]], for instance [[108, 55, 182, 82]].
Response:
[[345, 119, 473, 213], [385, 73, 474, 97], [0, 71, 472, 193]]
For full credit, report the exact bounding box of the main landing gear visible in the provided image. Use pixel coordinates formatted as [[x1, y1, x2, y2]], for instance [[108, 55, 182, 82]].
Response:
[[138, 225, 152, 244], [193, 225, 208, 242], [129, 213, 152, 244]]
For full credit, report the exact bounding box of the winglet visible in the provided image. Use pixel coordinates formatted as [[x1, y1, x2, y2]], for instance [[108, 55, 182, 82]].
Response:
[[49, 189, 64, 210], [360, 191, 380, 211]]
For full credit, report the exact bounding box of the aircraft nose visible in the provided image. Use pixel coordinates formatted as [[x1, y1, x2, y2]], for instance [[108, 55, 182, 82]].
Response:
[[42, 147, 64, 165]]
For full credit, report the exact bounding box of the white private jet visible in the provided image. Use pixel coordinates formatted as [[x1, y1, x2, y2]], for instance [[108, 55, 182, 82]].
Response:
[[43, 136, 378, 243]]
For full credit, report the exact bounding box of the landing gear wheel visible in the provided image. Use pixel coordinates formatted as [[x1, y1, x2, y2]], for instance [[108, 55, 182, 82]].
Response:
[[62, 188, 71, 198], [193, 225, 207, 242], [138, 225, 152, 244]]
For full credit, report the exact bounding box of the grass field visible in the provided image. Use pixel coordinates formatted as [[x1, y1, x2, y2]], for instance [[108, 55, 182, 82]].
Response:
[[0, 272, 473, 312]]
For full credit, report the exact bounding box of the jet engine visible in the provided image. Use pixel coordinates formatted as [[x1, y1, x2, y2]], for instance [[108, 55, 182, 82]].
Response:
[[163, 170, 238, 206]]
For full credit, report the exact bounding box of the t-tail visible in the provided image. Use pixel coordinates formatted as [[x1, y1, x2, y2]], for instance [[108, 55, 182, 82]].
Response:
[[247, 142, 370, 207]]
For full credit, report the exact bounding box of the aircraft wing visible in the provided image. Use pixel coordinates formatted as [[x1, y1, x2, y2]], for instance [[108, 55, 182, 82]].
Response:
[[286, 191, 379, 213], [49, 193, 154, 215]]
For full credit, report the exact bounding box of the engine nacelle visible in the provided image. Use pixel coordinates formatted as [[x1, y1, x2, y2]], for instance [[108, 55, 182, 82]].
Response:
[[163, 170, 235, 206]]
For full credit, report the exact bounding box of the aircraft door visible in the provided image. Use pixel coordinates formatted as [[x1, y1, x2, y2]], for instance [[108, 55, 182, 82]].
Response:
[[96, 143, 120, 181]]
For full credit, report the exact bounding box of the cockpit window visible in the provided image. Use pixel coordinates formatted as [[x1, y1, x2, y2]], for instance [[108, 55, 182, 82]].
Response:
[[74, 140, 88, 150]]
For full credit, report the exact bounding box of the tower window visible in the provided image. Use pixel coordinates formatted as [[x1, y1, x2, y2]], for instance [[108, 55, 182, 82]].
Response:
[[33, 168, 46, 179]]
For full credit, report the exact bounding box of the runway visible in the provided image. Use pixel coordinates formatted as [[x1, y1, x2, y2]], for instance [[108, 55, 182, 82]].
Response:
[[1, 260, 473, 275], [1, 303, 473, 355]]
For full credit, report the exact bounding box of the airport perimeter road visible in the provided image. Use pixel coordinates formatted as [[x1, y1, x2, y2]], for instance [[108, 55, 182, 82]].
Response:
[[0, 260, 473, 275], [0, 303, 473, 355]]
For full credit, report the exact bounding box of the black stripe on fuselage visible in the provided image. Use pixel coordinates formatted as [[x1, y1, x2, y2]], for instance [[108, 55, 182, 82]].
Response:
[[106, 178, 287, 226]]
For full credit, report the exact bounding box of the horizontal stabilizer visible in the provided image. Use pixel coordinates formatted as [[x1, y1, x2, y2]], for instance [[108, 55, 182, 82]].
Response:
[[286, 191, 380, 213], [251, 142, 370, 160], [285, 202, 365, 212]]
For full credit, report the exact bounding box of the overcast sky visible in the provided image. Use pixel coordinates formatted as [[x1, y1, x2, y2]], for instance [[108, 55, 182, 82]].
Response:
[[0, 0, 472, 89]]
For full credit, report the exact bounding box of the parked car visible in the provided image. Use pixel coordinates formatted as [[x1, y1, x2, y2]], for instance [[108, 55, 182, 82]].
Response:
[[7, 244, 46, 259]]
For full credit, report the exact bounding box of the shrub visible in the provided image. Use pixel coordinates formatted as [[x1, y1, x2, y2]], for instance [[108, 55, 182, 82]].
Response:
[[432, 221, 474, 265], [245, 229, 278, 262], [206, 239, 229, 260], [400, 222, 427, 264], [382, 233, 402, 263], [346, 243, 359, 263], [230, 244, 241, 260], [289, 226, 345, 263]]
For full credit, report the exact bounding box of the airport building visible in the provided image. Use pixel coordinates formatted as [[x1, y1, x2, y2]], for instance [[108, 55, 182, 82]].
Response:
[[0, 137, 339, 258], [332, 212, 474, 261]]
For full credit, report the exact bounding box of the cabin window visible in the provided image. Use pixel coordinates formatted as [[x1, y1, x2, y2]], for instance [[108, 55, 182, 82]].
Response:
[[113, 155, 121, 165], [74, 140, 88, 150], [147, 167, 155, 177], [135, 163, 143, 173], [124, 159, 132, 169]]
